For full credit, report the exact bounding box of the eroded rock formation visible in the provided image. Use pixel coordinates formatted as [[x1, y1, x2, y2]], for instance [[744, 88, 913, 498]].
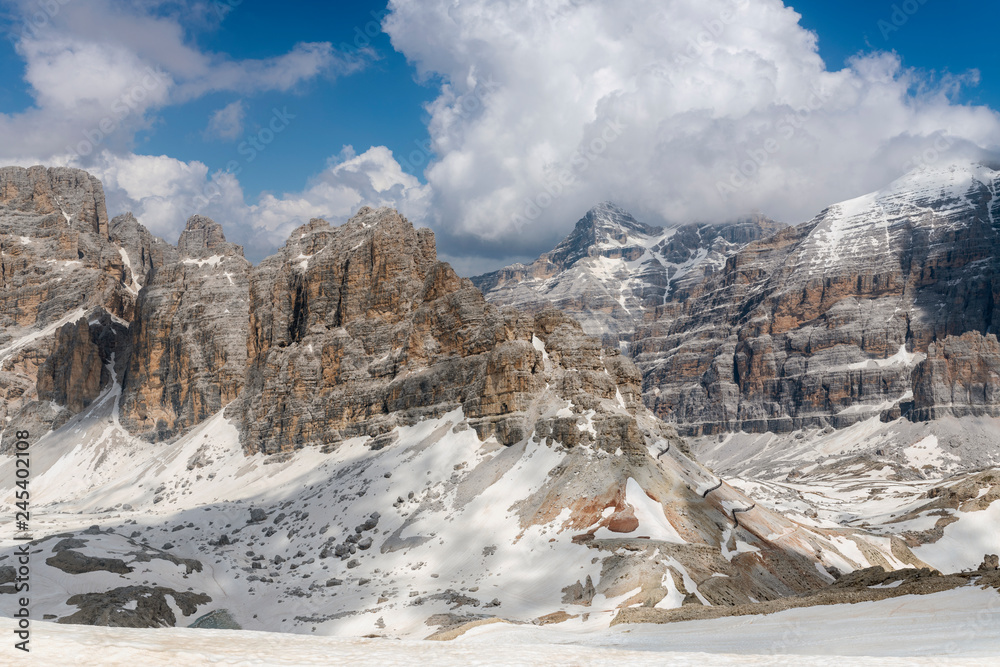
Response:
[[473, 203, 783, 342], [119, 215, 250, 442], [631, 163, 1000, 434], [0, 166, 137, 446], [231, 207, 652, 455]]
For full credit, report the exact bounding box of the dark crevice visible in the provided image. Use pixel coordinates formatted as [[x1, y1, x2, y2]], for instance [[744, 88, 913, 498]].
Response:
[[333, 259, 350, 328], [289, 280, 309, 343], [731, 503, 756, 528]]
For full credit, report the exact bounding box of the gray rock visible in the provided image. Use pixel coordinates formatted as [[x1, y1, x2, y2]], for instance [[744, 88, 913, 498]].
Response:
[[188, 608, 241, 630], [46, 550, 133, 575], [629, 164, 1000, 435], [0, 167, 135, 451], [473, 203, 783, 343], [59, 586, 211, 628], [52, 538, 88, 552], [119, 215, 250, 442]]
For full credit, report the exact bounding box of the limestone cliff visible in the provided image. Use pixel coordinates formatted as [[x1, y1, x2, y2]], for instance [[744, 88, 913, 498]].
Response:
[[119, 216, 250, 442], [633, 163, 1000, 434], [473, 203, 783, 343], [0, 166, 135, 445], [231, 207, 653, 455]]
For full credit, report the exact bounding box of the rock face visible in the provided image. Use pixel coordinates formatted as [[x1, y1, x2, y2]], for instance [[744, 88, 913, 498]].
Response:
[[0, 174, 937, 633], [109, 212, 178, 293], [473, 202, 783, 342], [36, 314, 120, 414], [232, 207, 651, 455], [632, 163, 1000, 434], [0, 166, 136, 445], [0, 166, 129, 332], [225, 210, 900, 614], [912, 332, 1000, 420], [120, 216, 250, 442]]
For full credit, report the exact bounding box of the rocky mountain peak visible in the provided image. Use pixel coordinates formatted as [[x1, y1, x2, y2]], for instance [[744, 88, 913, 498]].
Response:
[[0, 165, 109, 238], [473, 203, 785, 341], [109, 213, 178, 291], [547, 202, 662, 271], [177, 215, 243, 259], [177, 215, 242, 259], [0, 166, 134, 449], [271, 207, 438, 293], [1, 173, 946, 637], [584, 201, 661, 236]]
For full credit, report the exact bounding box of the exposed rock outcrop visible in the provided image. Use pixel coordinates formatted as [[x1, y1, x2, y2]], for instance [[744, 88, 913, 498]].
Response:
[[473, 203, 783, 342], [912, 332, 1000, 420], [0, 177, 936, 633], [0, 166, 136, 444], [109, 212, 178, 292], [120, 216, 250, 442], [39, 311, 127, 403], [59, 586, 211, 628], [0, 166, 128, 331], [231, 207, 652, 454], [632, 163, 1000, 434], [476, 165, 1000, 437]]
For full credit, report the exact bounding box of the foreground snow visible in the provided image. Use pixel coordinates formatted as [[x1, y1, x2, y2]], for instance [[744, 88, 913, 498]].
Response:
[[4, 587, 998, 665], [2, 364, 913, 636]]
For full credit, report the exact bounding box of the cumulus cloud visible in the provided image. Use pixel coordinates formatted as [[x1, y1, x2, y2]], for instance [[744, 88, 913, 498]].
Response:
[[205, 100, 247, 140], [383, 0, 1000, 262], [83, 146, 430, 263], [0, 0, 369, 165], [0, 0, 390, 263], [239, 146, 431, 258]]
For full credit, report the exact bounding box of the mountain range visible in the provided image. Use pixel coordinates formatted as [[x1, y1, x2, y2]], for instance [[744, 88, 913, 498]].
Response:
[[1, 162, 998, 638], [478, 164, 1000, 438]]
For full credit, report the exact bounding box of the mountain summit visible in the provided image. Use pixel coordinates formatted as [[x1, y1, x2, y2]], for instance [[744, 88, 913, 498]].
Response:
[[473, 203, 783, 341]]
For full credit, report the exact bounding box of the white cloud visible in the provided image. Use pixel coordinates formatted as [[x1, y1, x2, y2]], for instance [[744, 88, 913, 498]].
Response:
[[240, 146, 431, 257], [0, 0, 369, 166], [205, 100, 247, 140], [0, 1, 413, 265], [383, 0, 1000, 261], [82, 146, 430, 263]]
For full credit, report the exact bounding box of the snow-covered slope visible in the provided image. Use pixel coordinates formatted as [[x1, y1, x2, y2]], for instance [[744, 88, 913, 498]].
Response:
[[4, 584, 998, 665], [0, 360, 923, 638], [472, 203, 783, 341], [691, 414, 1000, 575]]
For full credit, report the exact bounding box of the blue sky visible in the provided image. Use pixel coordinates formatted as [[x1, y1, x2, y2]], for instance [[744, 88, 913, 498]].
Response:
[[0, 0, 998, 272], [792, 0, 1000, 109], [129, 1, 436, 197]]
